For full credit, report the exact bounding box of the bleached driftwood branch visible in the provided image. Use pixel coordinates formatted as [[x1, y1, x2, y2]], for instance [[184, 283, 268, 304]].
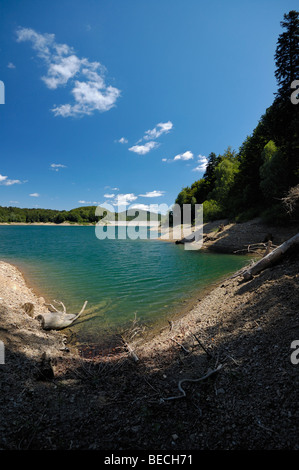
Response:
[[161, 364, 223, 402], [243, 233, 299, 281], [120, 335, 139, 362], [36, 300, 88, 330]]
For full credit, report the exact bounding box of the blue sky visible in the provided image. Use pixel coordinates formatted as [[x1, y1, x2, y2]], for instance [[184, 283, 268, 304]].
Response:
[[0, 0, 298, 212]]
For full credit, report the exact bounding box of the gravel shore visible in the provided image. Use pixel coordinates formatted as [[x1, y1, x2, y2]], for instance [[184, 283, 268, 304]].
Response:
[[0, 221, 298, 450]]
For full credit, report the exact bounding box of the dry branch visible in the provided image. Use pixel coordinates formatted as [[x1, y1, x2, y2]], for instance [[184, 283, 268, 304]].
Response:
[[120, 335, 139, 362], [243, 233, 299, 280], [170, 337, 190, 354], [192, 333, 214, 358], [161, 364, 223, 402]]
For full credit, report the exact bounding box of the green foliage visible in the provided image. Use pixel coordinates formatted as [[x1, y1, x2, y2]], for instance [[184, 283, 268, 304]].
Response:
[[0, 205, 100, 224], [259, 142, 289, 201], [0, 205, 162, 225], [202, 199, 223, 222], [208, 151, 239, 206]]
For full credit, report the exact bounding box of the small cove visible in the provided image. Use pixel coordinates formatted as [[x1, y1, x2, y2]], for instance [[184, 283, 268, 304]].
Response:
[[0, 225, 250, 346]]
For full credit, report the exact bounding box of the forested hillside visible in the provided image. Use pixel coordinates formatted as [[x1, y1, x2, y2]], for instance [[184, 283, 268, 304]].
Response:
[[0, 205, 99, 224], [0, 205, 161, 224], [175, 10, 299, 224]]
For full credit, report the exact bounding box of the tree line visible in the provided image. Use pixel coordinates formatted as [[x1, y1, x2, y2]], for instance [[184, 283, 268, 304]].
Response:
[[0, 206, 99, 224], [0, 205, 162, 224], [175, 10, 299, 224]]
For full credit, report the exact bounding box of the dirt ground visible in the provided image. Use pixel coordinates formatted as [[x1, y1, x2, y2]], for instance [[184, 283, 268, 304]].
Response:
[[0, 220, 298, 451]]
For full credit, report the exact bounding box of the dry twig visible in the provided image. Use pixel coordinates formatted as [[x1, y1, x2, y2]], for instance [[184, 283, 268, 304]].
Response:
[[160, 364, 223, 402]]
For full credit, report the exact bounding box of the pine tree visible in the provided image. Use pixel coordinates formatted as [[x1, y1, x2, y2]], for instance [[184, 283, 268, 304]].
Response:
[[274, 10, 299, 99]]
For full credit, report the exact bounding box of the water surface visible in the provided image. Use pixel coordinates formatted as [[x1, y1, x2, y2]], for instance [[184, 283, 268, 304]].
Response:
[[0, 226, 250, 345]]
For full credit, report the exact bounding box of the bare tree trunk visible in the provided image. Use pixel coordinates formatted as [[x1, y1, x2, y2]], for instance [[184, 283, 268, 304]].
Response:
[[243, 233, 299, 281], [36, 300, 88, 330]]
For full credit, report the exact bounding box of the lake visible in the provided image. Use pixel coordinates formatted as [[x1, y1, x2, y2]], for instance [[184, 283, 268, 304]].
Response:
[[0, 225, 250, 347]]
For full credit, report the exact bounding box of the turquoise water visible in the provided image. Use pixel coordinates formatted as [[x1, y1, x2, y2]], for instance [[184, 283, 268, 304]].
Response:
[[0, 226, 250, 345]]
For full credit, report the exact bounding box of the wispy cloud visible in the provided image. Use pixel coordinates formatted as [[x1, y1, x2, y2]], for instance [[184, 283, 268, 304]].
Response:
[[128, 121, 173, 155], [162, 151, 194, 163], [102, 193, 138, 209], [104, 186, 119, 191], [144, 121, 173, 140], [113, 193, 137, 206], [129, 141, 159, 155], [7, 62, 16, 69], [192, 154, 208, 172], [116, 137, 128, 144], [0, 174, 22, 186], [16, 27, 121, 117], [139, 190, 165, 198], [174, 151, 194, 161], [50, 163, 67, 171], [130, 203, 155, 212], [29, 193, 40, 197]]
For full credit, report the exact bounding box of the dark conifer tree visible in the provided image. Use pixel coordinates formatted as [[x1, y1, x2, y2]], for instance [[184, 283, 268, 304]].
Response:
[[274, 10, 299, 99]]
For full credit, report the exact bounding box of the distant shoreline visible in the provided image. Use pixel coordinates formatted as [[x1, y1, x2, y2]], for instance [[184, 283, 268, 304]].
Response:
[[0, 221, 160, 226], [0, 222, 93, 226]]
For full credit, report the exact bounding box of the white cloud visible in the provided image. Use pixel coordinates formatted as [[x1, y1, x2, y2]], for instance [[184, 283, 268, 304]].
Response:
[[144, 121, 173, 140], [129, 141, 159, 155], [16, 27, 121, 117], [43, 54, 82, 89], [116, 137, 128, 144], [29, 193, 40, 197], [113, 193, 137, 206], [50, 163, 67, 171], [78, 200, 91, 204], [174, 151, 194, 161], [192, 154, 208, 172], [103, 193, 115, 198], [128, 121, 173, 155], [139, 190, 165, 198], [0, 174, 22, 186], [7, 62, 16, 69], [130, 203, 152, 212]]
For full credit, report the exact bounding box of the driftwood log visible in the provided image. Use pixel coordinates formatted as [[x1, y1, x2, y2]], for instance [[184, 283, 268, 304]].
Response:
[[36, 300, 88, 330], [243, 233, 299, 281]]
